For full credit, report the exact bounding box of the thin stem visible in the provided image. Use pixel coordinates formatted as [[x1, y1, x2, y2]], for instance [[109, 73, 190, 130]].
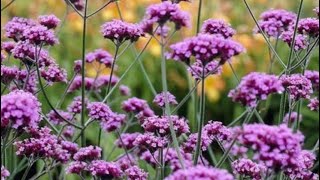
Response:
[[86, 0, 112, 18], [21, 160, 34, 180], [80, 0, 89, 147], [1, 0, 15, 11], [193, 66, 206, 165], [196, 0, 203, 34], [55, 73, 77, 108], [216, 138, 237, 168], [64, 0, 84, 18], [227, 110, 248, 127]]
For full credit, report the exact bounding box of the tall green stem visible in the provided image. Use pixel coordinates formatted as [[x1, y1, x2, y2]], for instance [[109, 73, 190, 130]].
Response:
[[80, 0, 89, 147], [196, 0, 203, 34]]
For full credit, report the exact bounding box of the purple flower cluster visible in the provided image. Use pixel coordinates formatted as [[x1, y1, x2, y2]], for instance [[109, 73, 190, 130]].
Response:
[[47, 110, 73, 125], [124, 166, 148, 180], [68, 75, 119, 92], [38, 14, 60, 29], [69, 0, 84, 11], [1, 166, 10, 180], [308, 98, 319, 111], [119, 85, 131, 96], [141, 1, 190, 34], [67, 96, 88, 114], [116, 133, 141, 149], [183, 132, 212, 152], [101, 20, 143, 44], [298, 18, 319, 37], [4, 17, 37, 41], [232, 158, 266, 180], [11, 70, 38, 94], [66, 161, 87, 174], [305, 70, 319, 91], [1, 65, 19, 84], [22, 25, 58, 45], [229, 72, 284, 107], [1, 41, 16, 53], [255, 9, 297, 37], [14, 127, 78, 163], [167, 34, 244, 65], [1, 90, 41, 129], [188, 60, 222, 80], [87, 102, 112, 121], [40, 63, 67, 84], [88, 160, 122, 178], [281, 74, 313, 101], [85, 49, 114, 67], [122, 97, 155, 121], [153, 91, 178, 107], [283, 112, 302, 125], [133, 133, 168, 152], [165, 165, 234, 180], [73, 146, 102, 161], [100, 112, 126, 132], [201, 19, 236, 38], [280, 30, 308, 51], [142, 115, 189, 136]]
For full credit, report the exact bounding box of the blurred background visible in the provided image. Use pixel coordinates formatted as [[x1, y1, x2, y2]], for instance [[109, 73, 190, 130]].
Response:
[[1, 0, 319, 178]]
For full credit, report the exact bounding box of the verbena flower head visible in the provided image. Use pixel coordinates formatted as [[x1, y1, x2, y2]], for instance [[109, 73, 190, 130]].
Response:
[[308, 98, 319, 111], [305, 70, 319, 91], [165, 165, 234, 180], [1, 90, 41, 129], [40, 63, 67, 84], [47, 110, 73, 125], [116, 155, 136, 171], [234, 124, 304, 170], [12, 70, 38, 94], [314, 7, 319, 17], [63, 126, 75, 139], [119, 85, 131, 96], [73, 146, 102, 161], [100, 112, 126, 132], [232, 158, 266, 180], [298, 18, 319, 37], [255, 9, 297, 37], [66, 161, 87, 174], [69, 0, 84, 11], [87, 102, 112, 121], [73, 59, 82, 73], [183, 132, 212, 153], [67, 96, 87, 114], [14, 127, 78, 163], [203, 121, 231, 141], [280, 30, 308, 51], [85, 49, 114, 67], [1, 166, 10, 180], [1, 41, 16, 53], [141, 1, 190, 34], [281, 74, 313, 101], [155, 26, 171, 38], [201, 19, 236, 38], [68, 76, 95, 92], [22, 25, 58, 45], [133, 133, 168, 152], [283, 112, 302, 124], [101, 19, 143, 44], [4, 17, 36, 41], [116, 133, 141, 150], [125, 166, 148, 180], [229, 72, 284, 107], [142, 115, 189, 136], [1, 65, 19, 84], [88, 160, 122, 178], [167, 34, 244, 65], [38, 14, 60, 29], [153, 92, 178, 107], [188, 60, 222, 80], [122, 98, 155, 121]]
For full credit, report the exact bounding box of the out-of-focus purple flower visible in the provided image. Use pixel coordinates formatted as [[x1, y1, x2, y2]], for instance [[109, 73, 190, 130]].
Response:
[[73, 60, 82, 73], [14, 127, 78, 163], [203, 121, 231, 141], [100, 112, 126, 132], [63, 126, 75, 139], [280, 30, 308, 51], [314, 7, 319, 17], [85, 49, 114, 67], [298, 18, 319, 37], [188, 60, 222, 80], [122, 97, 155, 121], [133, 133, 168, 152], [88, 160, 122, 178], [101, 19, 143, 44], [119, 85, 131, 96], [116, 133, 141, 149], [183, 132, 212, 153], [283, 112, 302, 125], [73, 146, 102, 161], [87, 102, 112, 121], [305, 70, 319, 91], [155, 26, 171, 38], [125, 166, 148, 180], [68, 76, 95, 92], [67, 96, 88, 114], [201, 19, 236, 38], [232, 158, 266, 180], [22, 25, 58, 45], [1, 52, 6, 62], [11, 70, 38, 94], [1, 41, 16, 53], [66, 161, 87, 174], [116, 154, 136, 171], [167, 34, 244, 65], [69, 0, 84, 11], [142, 115, 189, 136], [229, 72, 284, 107], [1, 90, 41, 129], [4, 17, 37, 41], [308, 98, 319, 111], [1, 65, 18, 84], [153, 92, 178, 107], [47, 110, 73, 125], [165, 165, 234, 180], [40, 63, 67, 84], [141, 1, 190, 34], [1, 166, 10, 180], [38, 14, 60, 29], [281, 74, 313, 101], [95, 75, 119, 88], [255, 9, 297, 37]]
